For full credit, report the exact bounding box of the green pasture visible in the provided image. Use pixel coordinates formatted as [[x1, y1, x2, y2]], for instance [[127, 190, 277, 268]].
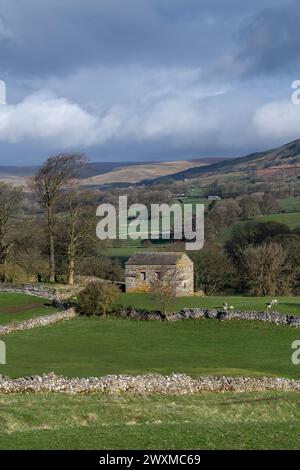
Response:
[[0, 293, 57, 325], [0, 392, 299, 449]]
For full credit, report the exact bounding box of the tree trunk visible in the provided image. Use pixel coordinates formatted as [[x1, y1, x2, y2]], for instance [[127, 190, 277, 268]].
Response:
[[0, 243, 10, 265], [67, 218, 76, 286], [48, 206, 55, 282], [68, 250, 75, 285]]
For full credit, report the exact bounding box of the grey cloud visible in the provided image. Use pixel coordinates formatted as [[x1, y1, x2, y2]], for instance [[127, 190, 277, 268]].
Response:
[[233, 0, 300, 78], [0, 0, 287, 79], [0, 0, 299, 164]]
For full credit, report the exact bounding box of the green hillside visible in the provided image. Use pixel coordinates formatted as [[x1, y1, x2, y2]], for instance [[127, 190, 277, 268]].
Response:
[[152, 138, 300, 182]]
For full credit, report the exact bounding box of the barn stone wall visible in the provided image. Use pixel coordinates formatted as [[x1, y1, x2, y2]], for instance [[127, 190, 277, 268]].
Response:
[[125, 260, 193, 297]]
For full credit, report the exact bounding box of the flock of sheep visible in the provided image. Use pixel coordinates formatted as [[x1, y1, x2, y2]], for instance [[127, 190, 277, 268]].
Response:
[[222, 299, 278, 313], [222, 302, 234, 312]]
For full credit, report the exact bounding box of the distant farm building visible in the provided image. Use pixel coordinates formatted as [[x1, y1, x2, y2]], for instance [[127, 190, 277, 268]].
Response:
[[125, 252, 194, 297]]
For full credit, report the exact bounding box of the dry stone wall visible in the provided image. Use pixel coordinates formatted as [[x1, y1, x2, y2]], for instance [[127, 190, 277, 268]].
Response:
[[1, 283, 299, 327], [0, 373, 300, 394], [0, 283, 82, 308], [0, 283, 57, 300], [115, 307, 300, 327], [0, 308, 76, 336]]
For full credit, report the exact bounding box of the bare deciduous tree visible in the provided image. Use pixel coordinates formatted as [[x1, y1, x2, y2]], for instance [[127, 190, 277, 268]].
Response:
[[192, 245, 236, 295], [31, 153, 86, 282], [62, 190, 95, 285], [0, 183, 23, 264], [149, 267, 186, 315], [242, 242, 290, 296]]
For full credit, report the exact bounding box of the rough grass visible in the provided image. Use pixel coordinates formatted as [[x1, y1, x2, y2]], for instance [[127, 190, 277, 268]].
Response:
[[0, 293, 57, 325], [117, 293, 300, 315], [1, 316, 300, 379], [0, 392, 300, 449]]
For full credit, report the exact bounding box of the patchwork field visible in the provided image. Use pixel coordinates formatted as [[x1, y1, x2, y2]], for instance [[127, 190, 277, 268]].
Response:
[[0, 392, 300, 450], [1, 292, 300, 450], [218, 212, 300, 245], [1, 316, 300, 379], [100, 201, 300, 262], [0, 293, 57, 325]]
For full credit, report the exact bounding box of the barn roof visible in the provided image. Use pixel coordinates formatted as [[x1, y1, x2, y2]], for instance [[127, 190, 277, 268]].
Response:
[[126, 252, 190, 266]]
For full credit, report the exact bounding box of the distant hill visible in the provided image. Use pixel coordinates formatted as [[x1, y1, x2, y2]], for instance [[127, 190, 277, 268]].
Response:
[[150, 139, 300, 182], [0, 165, 39, 177], [0, 158, 224, 186], [0, 162, 141, 179], [78, 161, 150, 178], [3, 138, 300, 187], [3, 139, 300, 186], [79, 159, 223, 186]]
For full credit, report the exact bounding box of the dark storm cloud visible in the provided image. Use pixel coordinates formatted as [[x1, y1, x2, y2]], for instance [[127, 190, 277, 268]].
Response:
[[0, 0, 288, 78], [234, 0, 300, 77], [0, 0, 299, 164]]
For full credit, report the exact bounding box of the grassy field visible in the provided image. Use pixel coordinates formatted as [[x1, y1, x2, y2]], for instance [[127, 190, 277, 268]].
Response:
[[218, 212, 300, 245], [258, 212, 300, 229], [0, 293, 57, 325], [117, 293, 300, 315], [101, 198, 300, 257], [280, 196, 300, 213], [0, 391, 300, 449], [1, 316, 300, 379], [1, 292, 300, 450], [101, 197, 208, 260]]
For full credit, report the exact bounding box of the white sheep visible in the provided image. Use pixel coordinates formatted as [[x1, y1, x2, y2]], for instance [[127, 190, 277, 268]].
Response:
[[229, 306, 234, 310], [222, 302, 228, 312], [266, 303, 272, 312]]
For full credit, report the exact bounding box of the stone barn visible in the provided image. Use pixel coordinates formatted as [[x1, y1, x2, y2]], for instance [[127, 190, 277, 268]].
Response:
[[125, 252, 194, 297]]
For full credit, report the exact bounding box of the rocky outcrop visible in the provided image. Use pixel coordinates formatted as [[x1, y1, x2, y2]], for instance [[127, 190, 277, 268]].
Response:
[[0, 372, 299, 394], [0, 308, 76, 336], [115, 307, 300, 327]]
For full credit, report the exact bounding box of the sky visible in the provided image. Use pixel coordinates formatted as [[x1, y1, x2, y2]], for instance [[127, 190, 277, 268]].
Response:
[[0, 0, 300, 164]]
